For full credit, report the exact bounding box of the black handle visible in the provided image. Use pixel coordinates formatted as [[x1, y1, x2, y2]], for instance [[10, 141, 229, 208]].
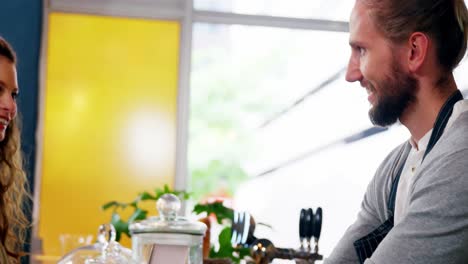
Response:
[[306, 208, 314, 240], [313, 207, 322, 241], [299, 208, 307, 240]]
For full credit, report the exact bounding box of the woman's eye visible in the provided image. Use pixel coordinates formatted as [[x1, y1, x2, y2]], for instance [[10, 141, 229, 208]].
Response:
[[11, 92, 18, 100]]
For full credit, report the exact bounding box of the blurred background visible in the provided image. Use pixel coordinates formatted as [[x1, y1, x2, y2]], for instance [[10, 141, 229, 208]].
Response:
[[2, 0, 468, 263]]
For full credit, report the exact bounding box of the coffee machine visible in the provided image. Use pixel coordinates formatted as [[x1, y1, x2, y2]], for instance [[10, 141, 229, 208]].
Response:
[[231, 207, 323, 264]]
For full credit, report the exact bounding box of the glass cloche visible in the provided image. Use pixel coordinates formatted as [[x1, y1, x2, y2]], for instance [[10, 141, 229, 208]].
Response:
[[57, 223, 132, 264], [129, 193, 207, 264]]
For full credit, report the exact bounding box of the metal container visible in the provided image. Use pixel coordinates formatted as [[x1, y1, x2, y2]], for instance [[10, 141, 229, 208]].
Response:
[[129, 194, 207, 264]]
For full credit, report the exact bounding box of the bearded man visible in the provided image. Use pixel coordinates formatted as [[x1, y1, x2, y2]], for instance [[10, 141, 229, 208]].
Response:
[[325, 0, 468, 263]]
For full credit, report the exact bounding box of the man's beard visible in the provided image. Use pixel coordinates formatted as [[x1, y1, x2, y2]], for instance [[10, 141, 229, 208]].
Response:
[[368, 62, 418, 126]]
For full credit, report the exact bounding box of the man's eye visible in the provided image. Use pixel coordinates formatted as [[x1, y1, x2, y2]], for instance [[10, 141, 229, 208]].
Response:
[[11, 92, 18, 100], [358, 47, 366, 56]]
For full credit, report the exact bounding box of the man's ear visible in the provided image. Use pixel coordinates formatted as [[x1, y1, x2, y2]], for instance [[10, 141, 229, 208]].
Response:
[[407, 32, 429, 73]]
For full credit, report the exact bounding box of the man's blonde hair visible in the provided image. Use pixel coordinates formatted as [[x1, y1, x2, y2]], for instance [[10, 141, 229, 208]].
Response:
[[454, 0, 468, 65], [363, 0, 468, 72]]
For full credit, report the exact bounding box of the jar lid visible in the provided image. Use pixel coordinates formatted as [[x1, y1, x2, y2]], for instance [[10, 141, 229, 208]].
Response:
[[129, 193, 206, 236]]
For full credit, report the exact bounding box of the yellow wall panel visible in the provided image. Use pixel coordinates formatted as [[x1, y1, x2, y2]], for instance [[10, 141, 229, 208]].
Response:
[[40, 13, 180, 255]]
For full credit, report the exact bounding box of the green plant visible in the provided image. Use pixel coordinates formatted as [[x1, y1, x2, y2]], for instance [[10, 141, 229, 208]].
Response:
[[193, 201, 250, 263], [102, 187, 251, 263], [101, 184, 190, 241]]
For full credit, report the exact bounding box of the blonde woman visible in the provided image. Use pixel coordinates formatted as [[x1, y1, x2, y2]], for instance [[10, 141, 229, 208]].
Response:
[[0, 37, 30, 263]]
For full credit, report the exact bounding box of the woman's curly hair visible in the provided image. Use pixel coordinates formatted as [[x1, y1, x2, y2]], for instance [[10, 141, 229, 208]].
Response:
[[0, 37, 31, 263]]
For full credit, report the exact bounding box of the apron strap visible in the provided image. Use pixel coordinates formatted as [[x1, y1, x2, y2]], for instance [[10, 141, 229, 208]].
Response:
[[387, 143, 411, 214], [353, 144, 409, 264], [423, 90, 464, 161]]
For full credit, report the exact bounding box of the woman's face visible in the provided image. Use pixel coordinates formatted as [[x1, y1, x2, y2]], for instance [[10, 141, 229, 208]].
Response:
[[0, 55, 18, 142]]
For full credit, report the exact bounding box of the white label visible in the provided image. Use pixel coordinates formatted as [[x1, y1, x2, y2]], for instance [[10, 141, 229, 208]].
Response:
[[149, 244, 190, 264]]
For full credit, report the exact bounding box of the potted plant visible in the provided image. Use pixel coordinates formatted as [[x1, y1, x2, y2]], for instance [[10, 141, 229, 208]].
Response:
[[102, 185, 250, 263]]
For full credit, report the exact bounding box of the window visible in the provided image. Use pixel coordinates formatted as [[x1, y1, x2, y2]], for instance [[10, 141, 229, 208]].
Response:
[[195, 0, 354, 21], [40, 12, 179, 255]]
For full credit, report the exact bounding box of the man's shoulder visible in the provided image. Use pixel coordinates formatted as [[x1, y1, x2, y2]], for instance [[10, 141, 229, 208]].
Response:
[[450, 109, 468, 133], [438, 110, 468, 150], [416, 110, 468, 180]]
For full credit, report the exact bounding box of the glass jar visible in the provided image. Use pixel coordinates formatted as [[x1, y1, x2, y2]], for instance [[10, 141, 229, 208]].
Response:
[[129, 193, 207, 264], [57, 223, 132, 264]]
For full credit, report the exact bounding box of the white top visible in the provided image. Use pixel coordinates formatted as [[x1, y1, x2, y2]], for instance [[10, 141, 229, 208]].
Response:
[[395, 99, 468, 225]]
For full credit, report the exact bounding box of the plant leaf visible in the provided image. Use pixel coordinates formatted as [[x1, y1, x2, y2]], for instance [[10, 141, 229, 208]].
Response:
[[210, 227, 236, 259], [128, 208, 148, 223], [111, 213, 129, 241], [140, 191, 157, 201], [193, 201, 234, 224], [101, 201, 118, 211]]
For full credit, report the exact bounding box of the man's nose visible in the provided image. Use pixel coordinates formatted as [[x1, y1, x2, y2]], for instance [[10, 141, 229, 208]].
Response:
[[345, 57, 362, 83]]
